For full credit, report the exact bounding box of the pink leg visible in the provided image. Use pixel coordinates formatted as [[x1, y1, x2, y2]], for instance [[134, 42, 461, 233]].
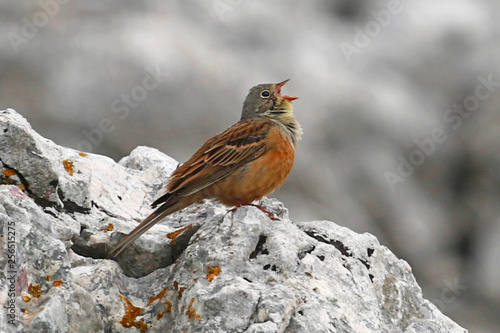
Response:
[[227, 203, 279, 220]]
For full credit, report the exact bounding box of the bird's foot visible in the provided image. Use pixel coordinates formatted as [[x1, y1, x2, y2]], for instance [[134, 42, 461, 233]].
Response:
[[227, 203, 279, 220], [251, 203, 279, 220]]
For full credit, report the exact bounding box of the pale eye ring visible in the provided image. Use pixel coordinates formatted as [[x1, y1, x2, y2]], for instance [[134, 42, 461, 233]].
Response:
[[260, 90, 270, 98]]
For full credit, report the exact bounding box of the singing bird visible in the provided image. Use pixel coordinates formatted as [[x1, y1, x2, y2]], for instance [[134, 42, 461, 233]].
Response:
[[110, 80, 302, 256]]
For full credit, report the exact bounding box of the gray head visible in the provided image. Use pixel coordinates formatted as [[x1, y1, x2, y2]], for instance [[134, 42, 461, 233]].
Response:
[[240, 79, 298, 120]]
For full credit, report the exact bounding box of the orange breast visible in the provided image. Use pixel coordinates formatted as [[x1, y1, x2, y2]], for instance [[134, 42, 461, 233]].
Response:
[[210, 125, 295, 206]]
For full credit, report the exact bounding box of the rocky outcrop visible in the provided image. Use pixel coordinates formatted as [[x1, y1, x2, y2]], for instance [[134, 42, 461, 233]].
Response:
[[0, 109, 467, 332]]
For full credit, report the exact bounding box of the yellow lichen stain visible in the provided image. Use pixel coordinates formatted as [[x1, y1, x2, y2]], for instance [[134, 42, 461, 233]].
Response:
[[1, 167, 17, 185], [147, 287, 173, 320], [28, 284, 42, 298], [166, 224, 193, 240], [148, 287, 169, 305], [62, 160, 74, 176], [1, 178, 16, 185], [186, 298, 201, 321], [22, 295, 31, 303], [104, 223, 114, 233], [119, 295, 147, 333], [2, 168, 16, 177], [18, 184, 26, 191], [173, 281, 187, 299], [52, 280, 63, 287], [79, 152, 87, 157], [178, 286, 186, 300], [206, 265, 221, 282], [157, 301, 172, 319]]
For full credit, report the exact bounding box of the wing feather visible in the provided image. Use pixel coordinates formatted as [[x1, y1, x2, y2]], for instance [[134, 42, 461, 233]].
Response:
[[152, 119, 272, 206]]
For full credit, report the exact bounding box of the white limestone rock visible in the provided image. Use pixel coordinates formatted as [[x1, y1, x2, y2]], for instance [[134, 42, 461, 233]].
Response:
[[0, 109, 467, 332]]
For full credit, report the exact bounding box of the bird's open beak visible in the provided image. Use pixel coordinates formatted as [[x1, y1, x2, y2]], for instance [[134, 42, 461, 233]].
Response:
[[276, 79, 299, 101]]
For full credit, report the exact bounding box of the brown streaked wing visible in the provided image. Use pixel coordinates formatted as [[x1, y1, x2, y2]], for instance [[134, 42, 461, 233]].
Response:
[[166, 118, 272, 197]]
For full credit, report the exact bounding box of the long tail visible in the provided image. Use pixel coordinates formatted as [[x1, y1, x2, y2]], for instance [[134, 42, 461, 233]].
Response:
[[110, 197, 197, 257]]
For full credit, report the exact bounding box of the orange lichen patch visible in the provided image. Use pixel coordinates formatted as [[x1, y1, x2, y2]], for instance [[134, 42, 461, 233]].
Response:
[[2, 168, 16, 177], [1, 178, 16, 185], [119, 295, 147, 333], [157, 300, 173, 319], [46, 275, 51, 281], [79, 152, 87, 157], [22, 295, 31, 303], [166, 224, 193, 240], [53, 280, 63, 287], [104, 223, 114, 233], [62, 160, 74, 176], [173, 281, 179, 290], [148, 287, 169, 305], [186, 298, 201, 321], [21, 308, 29, 313], [206, 265, 221, 282], [28, 284, 42, 298], [178, 286, 186, 300]]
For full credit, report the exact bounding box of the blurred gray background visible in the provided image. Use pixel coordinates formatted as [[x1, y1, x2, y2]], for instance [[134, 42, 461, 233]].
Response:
[[1, 0, 500, 331]]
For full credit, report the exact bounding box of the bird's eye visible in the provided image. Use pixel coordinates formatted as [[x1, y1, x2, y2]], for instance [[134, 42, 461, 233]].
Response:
[[260, 90, 270, 98]]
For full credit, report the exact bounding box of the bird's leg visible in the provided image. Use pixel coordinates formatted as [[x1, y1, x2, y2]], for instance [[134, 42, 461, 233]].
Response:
[[226, 204, 248, 218], [226, 203, 279, 220], [225, 205, 242, 219], [226, 206, 238, 215], [249, 203, 279, 220]]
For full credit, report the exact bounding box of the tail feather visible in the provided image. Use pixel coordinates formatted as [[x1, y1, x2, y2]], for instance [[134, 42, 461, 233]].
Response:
[[110, 198, 195, 257], [151, 191, 173, 209]]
